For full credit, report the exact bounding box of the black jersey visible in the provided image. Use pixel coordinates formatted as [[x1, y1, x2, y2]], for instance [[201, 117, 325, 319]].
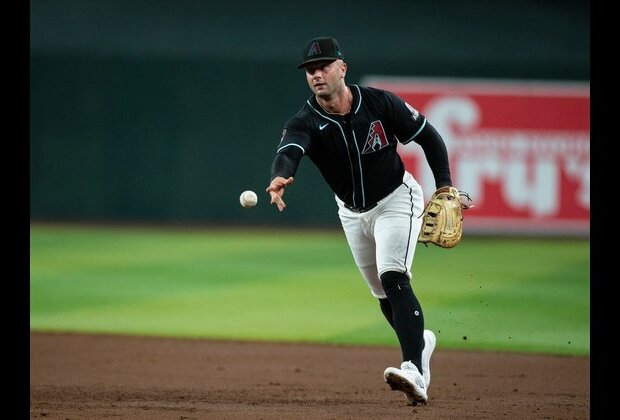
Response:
[[275, 85, 432, 211]]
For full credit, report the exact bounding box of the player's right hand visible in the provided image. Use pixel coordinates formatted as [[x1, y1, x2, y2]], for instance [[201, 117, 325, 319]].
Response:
[[266, 176, 294, 212]]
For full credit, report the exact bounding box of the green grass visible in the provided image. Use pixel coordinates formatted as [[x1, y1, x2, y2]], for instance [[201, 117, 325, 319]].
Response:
[[30, 223, 590, 356]]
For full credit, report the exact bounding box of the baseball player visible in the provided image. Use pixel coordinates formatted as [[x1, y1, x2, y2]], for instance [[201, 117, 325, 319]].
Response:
[[266, 37, 453, 405]]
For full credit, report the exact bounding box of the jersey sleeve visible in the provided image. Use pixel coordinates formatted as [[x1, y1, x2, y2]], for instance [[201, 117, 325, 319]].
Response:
[[270, 115, 311, 181], [276, 116, 312, 155], [383, 90, 427, 145], [383, 89, 452, 188]]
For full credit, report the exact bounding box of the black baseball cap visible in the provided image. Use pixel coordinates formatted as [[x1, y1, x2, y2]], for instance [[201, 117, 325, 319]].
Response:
[[297, 37, 344, 69]]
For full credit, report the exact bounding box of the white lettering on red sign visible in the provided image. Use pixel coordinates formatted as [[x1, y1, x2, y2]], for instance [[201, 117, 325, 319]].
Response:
[[362, 77, 590, 234], [403, 96, 589, 217]]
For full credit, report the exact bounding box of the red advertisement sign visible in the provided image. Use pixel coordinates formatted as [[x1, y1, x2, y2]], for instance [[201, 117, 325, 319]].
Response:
[[362, 77, 590, 235]]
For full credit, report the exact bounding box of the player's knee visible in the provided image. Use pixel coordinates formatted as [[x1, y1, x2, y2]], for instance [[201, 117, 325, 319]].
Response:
[[380, 271, 410, 295]]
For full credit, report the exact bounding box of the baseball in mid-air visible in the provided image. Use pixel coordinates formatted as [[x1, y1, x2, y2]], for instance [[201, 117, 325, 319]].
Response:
[[239, 190, 258, 208]]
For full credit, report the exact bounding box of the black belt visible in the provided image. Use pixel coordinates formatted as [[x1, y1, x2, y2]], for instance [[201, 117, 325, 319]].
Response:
[[344, 202, 379, 213]]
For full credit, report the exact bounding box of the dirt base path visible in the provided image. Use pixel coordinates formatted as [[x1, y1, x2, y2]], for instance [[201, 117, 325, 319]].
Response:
[[30, 332, 589, 419]]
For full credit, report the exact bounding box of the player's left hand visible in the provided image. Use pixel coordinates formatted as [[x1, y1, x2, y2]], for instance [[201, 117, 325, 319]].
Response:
[[266, 176, 294, 212]]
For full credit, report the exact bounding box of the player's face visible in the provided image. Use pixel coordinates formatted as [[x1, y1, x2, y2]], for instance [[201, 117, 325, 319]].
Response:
[[305, 59, 346, 98]]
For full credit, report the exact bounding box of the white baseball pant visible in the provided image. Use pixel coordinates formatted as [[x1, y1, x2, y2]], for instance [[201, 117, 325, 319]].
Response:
[[336, 171, 425, 299]]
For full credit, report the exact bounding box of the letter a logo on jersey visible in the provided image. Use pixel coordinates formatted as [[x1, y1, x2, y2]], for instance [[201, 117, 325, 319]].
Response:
[[362, 120, 389, 154], [307, 42, 321, 56]]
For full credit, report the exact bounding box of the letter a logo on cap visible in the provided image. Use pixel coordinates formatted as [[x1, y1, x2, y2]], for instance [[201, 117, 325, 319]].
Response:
[[307, 41, 322, 56]]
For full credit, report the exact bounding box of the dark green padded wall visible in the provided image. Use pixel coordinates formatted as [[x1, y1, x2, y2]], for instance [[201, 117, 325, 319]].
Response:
[[30, 0, 589, 226]]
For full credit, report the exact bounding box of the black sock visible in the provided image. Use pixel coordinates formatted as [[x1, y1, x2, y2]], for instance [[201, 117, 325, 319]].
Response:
[[380, 271, 424, 370], [378, 297, 394, 328]]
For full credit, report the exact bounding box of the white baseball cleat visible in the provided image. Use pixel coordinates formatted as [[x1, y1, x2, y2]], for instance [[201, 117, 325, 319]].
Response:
[[384, 361, 428, 405], [421, 329, 436, 389]]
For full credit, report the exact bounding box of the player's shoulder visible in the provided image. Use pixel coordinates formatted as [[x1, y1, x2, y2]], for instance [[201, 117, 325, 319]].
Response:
[[283, 98, 316, 128], [355, 84, 399, 104], [355, 84, 391, 97], [354, 85, 405, 113], [356, 84, 383, 94]]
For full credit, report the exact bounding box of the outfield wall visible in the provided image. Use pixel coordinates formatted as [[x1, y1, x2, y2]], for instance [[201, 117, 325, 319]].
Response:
[[30, 0, 590, 235]]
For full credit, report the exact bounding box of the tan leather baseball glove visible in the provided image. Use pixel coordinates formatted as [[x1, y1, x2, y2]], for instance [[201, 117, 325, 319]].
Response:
[[418, 186, 473, 248]]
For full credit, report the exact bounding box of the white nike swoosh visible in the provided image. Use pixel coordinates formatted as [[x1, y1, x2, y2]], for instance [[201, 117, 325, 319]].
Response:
[[319, 123, 329, 130]]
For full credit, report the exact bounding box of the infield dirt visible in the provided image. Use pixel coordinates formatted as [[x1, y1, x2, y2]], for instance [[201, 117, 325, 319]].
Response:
[[30, 332, 589, 419]]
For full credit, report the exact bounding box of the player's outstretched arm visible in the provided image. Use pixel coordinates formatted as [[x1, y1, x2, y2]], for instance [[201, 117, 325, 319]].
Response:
[[266, 176, 294, 212]]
